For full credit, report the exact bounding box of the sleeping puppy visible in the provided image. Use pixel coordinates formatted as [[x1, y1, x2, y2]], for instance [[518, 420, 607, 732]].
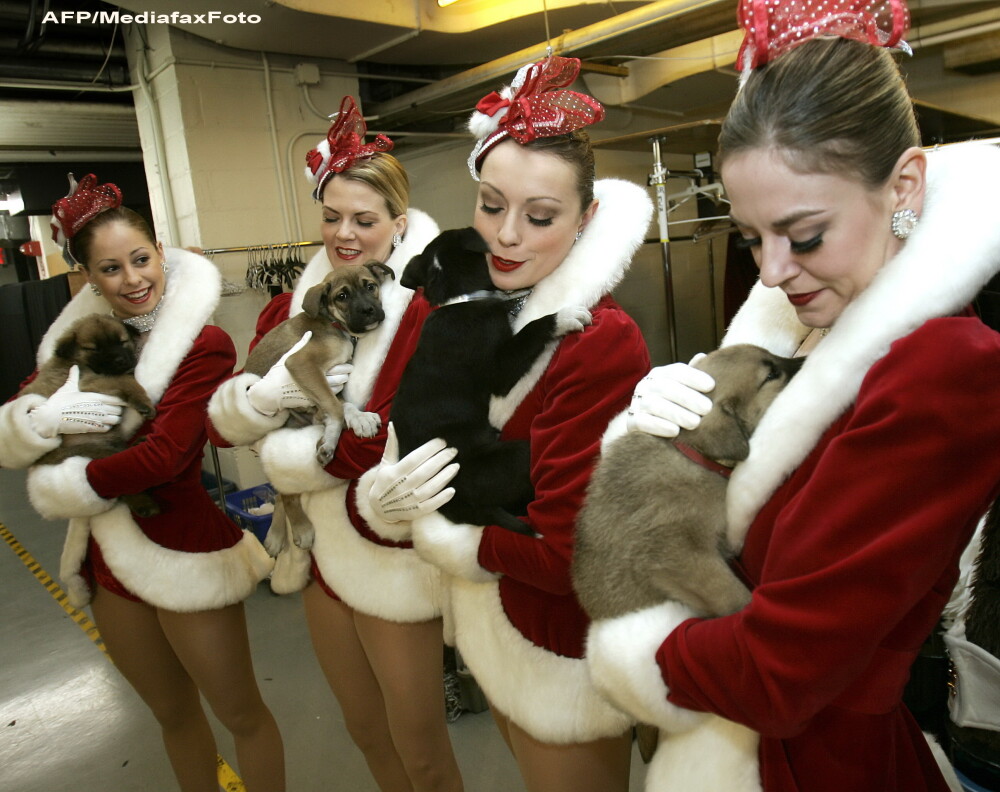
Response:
[[243, 260, 392, 553], [573, 343, 801, 763], [19, 313, 159, 517], [389, 226, 590, 536]]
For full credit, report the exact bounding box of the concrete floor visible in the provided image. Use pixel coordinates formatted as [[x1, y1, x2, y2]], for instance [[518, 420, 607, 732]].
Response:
[[0, 466, 648, 792]]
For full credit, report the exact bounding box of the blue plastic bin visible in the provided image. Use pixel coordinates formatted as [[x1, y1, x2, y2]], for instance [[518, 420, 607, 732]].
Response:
[[224, 484, 276, 543]]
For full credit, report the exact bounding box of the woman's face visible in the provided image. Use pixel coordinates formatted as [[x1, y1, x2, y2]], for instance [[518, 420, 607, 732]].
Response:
[[320, 174, 406, 268], [84, 221, 166, 319], [722, 147, 905, 329], [474, 139, 596, 291]]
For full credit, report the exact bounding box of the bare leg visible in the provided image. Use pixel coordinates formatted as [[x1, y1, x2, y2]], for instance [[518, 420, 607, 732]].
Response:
[[90, 586, 218, 792], [493, 707, 631, 792], [158, 603, 285, 792], [302, 582, 414, 792], [355, 610, 464, 792]]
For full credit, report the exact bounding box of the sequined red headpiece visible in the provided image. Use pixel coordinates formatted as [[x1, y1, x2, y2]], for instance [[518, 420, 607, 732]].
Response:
[[305, 96, 394, 200], [737, 0, 911, 72], [49, 173, 123, 268], [466, 56, 605, 179]]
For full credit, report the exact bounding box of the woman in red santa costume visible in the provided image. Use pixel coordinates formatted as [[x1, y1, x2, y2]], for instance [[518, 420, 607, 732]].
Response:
[[206, 96, 459, 792], [351, 57, 653, 791], [584, 1, 1000, 790], [0, 175, 285, 791]]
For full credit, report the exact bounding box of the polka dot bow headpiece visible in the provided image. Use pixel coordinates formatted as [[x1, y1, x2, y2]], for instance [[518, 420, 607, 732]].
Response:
[[737, 0, 911, 73], [467, 55, 605, 180], [305, 95, 394, 200], [50, 173, 123, 268]]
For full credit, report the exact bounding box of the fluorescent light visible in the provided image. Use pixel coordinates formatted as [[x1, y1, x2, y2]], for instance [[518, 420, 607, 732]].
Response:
[[437, 0, 462, 6]]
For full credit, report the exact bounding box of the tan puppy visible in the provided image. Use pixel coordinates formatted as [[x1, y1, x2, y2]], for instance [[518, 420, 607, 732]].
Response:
[[243, 261, 393, 554], [574, 344, 802, 623], [20, 313, 159, 516]]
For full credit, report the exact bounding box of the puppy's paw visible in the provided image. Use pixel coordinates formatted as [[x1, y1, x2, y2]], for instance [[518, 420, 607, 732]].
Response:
[[344, 403, 382, 438], [264, 525, 287, 557], [555, 306, 593, 336], [315, 437, 336, 466]]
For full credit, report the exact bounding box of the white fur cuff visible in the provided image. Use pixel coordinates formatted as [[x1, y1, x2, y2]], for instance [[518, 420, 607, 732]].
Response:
[[208, 373, 287, 447], [27, 456, 115, 519], [257, 424, 340, 493], [600, 409, 630, 455], [586, 601, 707, 733], [412, 512, 499, 583], [0, 395, 61, 469], [355, 465, 413, 541]]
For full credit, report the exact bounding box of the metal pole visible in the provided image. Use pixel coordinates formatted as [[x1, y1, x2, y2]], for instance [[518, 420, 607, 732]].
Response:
[[650, 136, 679, 362]]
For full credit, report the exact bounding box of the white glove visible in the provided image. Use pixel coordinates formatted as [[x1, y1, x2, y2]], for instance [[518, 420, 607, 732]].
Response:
[[367, 423, 459, 524], [27, 366, 125, 439], [246, 331, 353, 417], [626, 354, 716, 438]]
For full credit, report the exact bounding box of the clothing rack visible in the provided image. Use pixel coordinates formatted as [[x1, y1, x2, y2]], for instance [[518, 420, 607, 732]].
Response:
[[201, 240, 322, 256]]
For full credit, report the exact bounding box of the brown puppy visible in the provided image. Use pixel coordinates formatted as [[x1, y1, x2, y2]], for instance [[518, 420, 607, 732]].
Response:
[[243, 261, 393, 554], [20, 313, 159, 517], [573, 344, 802, 623]]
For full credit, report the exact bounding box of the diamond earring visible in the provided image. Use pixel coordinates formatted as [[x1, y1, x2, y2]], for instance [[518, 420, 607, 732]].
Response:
[[891, 208, 918, 240], [90, 284, 102, 297], [392, 234, 402, 248], [162, 258, 170, 276]]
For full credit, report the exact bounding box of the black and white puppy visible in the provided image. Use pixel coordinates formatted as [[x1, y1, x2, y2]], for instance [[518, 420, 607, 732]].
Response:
[[390, 227, 590, 535]]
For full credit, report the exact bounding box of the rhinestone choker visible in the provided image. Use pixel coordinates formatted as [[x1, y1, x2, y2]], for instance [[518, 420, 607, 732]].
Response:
[[116, 298, 163, 333]]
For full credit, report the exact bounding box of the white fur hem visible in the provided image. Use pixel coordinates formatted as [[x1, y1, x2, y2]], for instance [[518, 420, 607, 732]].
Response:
[[586, 601, 707, 733], [257, 424, 340, 493], [646, 718, 761, 792], [355, 465, 413, 542], [305, 486, 443, 622], [451, 578, 633, 743], [27, 456, 115, 519], [67, 505, 274, 611], [0, 395, 61, 469], [208, 373, 286, 447], [411, 512, 499, 584]]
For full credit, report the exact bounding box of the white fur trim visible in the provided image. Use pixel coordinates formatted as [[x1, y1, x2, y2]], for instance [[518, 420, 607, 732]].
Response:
[[207, 373, 287, 447], [646, 719, 761, 792], [60, 517, 93, 608], [304, 485, 444, 622], [726, 142, 1000, 549], [600, 409, 630, 455], [355, 465, 413, 542], [269, 541, 312, 594], [0, 395, 61, 469], [586, 601, 706, 733], [80, 505, 273, 611], [489, 178, 652, 428], [411, 512, 499, 584], [257, 424, 340, 493], [27, 456, 115, 519], [721, 279, 807, 356], [944, 619, 1000, 732], [37, 248, 222, 405], [451, 578, 633, 743]]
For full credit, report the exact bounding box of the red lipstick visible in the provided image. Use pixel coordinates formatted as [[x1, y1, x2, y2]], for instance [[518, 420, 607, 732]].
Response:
[[491, 254, 524, 273]]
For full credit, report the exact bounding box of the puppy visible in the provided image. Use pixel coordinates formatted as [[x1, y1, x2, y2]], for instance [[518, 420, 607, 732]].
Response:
[[244, 260, 392, 553], [573, 344, 801, 764], [19, 313, 159, 517], [389, 226, 591, 536]]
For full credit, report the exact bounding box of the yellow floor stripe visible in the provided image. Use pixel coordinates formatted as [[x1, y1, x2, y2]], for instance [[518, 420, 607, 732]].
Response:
[[1, 521, 246, 791]]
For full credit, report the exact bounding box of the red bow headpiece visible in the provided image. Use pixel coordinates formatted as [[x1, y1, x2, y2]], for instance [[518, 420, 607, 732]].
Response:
[[466, 56, 605, 179], [49, 173, 123, 267], [305, 95, 394, 199], [737, 0, 911, 72]]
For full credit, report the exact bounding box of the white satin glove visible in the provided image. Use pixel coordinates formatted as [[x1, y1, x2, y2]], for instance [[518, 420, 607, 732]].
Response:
[[27, 365, 125, 439], [368, 423, 459, 524], [626, 354, 716, 438], [246, 331, 353, 417]]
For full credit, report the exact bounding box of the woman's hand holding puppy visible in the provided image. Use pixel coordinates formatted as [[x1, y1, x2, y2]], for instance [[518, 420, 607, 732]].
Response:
[[246, 331, 353, 417], [28, 365, 125, 438], [367, 423, 458, 524], [626, 354, 716, 438]]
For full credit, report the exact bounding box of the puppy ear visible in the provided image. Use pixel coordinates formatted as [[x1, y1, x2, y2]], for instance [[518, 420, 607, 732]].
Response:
[[123, 323, 141, 341], [680, 400, 751, 463], [400, 253, 427, 290], [302, 282, 326, 318], [366, 261, 396, 283], [460, 227, 490, 254], [54, 331, 77, 361]]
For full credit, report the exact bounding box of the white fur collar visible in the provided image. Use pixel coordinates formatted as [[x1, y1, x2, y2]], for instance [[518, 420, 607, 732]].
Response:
[[286, 208, 439, 406], [489, 179, 653, 428], [725, 141, 1000, 549], [36, 247, 221, 404]]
